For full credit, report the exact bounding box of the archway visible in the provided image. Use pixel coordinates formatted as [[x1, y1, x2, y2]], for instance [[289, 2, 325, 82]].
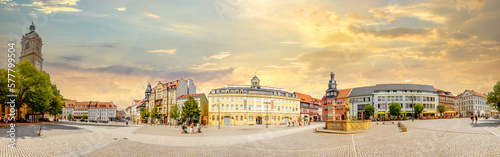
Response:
[[256, 116, 262, 125]]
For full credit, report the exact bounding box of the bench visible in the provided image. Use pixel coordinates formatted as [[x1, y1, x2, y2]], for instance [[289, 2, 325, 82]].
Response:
[[398, 122, 407, 132]]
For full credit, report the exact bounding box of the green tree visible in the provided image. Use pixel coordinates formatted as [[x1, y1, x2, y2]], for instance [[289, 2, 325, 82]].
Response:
[[15, 60, 53, 117], [181, 96, 201, 123], [82, 113, 87, 120], [150, 107, 160, 122], [437, 104, 446, 116], [48, 84, 64, 119], [389, 102, 402, 119], [0, 69, 9, 108], [140, 107, 150, 119], [170, 104, 180, 124], [487, 80, 500, 111], [67, 113, 72, 119], [364, 105, 375, 120], [414, 103, 424, 118]]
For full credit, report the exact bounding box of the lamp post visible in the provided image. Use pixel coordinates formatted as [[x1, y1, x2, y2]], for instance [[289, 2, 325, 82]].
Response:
[[218, 100, 221, 129], [412, 94, 414, 122]]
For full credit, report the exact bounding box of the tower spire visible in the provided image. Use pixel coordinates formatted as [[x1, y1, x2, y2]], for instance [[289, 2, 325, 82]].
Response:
[[29, 21, 36, 32]]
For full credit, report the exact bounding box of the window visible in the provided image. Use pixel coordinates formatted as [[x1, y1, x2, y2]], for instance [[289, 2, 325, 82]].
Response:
[[231, 97, 234, 101], [171, 99, 174, 104], [226, 105, 229, 110], [240, 116, 243, 120], [212, 105, 215, 110], [249, 105, 253, 110], [231, 105, 234, 110], [240, 105, 243, 110], [249, 97, 253, 101], [235, 105, 238, 110], [222, 104, 225, 110], [257, 105, 261, 110], [257, 98, 261, 102], [249, 116, 254, 121]]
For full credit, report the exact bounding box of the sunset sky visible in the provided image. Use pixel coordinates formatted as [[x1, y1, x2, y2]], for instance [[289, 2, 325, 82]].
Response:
[[1, 0, 499, 109]]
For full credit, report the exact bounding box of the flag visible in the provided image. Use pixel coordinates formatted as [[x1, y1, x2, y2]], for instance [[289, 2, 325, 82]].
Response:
[[271, 100, 274, 110]]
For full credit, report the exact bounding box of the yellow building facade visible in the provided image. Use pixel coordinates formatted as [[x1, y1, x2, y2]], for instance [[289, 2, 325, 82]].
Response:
[[208, 76, 300, 126]]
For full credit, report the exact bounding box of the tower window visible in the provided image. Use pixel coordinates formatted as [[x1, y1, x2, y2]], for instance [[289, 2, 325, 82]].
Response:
[[25, 42, 30, 49]]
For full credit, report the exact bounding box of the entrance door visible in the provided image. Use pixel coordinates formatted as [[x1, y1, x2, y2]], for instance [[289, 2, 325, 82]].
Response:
[[256, 116, 262, 125], [284, 117, 289, 124], [224, 116, 231, 125]]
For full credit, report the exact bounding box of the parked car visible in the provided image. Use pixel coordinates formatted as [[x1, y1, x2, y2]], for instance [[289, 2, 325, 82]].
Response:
[[100, 120, 108, 123], [79, 119, 88, 122]]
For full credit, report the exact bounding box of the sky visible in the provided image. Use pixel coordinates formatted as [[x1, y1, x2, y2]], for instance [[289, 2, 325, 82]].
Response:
[[1, 0, 499, 110]]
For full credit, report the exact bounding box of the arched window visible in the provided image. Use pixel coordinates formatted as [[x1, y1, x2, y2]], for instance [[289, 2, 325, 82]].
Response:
[[25, 42, 30, 49]]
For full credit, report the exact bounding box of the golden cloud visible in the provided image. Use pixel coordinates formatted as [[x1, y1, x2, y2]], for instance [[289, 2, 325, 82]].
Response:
[[147, 49, 177, 55], [143, 12, 160, 18]]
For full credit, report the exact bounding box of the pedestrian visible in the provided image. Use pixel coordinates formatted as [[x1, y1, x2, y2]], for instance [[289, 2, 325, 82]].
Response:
[[197, 123, 201, 133], [287, 122, 290, 127], [470, 114, 474, 124], [4, 118, 8, 129], [292, 121, 295, 127], [126, 121, 128, 126], [475, 114, 478, 124], [181, 123, 186, 134], [190, 122, 194, 134]]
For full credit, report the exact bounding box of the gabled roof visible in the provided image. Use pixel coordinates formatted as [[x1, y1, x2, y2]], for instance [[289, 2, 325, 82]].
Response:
[[64, 100, 77, 108], [337, 88, 352, 99], [465, 90, 487, 98], [294, 92, 313, 103]]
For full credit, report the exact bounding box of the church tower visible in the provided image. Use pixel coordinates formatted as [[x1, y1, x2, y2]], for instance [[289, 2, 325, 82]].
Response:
[[325, 70, 339, 99], [20, 21, 44, 70]]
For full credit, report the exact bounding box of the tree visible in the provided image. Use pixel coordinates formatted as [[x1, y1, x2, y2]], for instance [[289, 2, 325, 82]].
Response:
[[82, 113, 87, 120], [48, 84, 64, 119], [140, 107, 150, 120], [181, 96, 201, 123], [487, 80, 500, 111], [364, 105, 375, 120], [67, 113, 72, 119], [170, 104, 180, 124], [437, 104, 445, 116], [150, 107, 160, 122], [15, 60, 53, 118], [389, 102, 402, 119], [414, 103, 424, 118], [0, 69, 9, 109]]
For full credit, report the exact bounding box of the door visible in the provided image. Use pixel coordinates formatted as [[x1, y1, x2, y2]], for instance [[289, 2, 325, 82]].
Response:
[[284, 117, 289, 124], [224, 116, 231, 125], [256, 116, 262, 125]]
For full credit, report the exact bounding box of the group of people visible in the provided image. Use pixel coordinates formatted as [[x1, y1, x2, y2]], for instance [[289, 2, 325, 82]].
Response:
[[471, 114, 479, 124], [181, 122, 201, 134]]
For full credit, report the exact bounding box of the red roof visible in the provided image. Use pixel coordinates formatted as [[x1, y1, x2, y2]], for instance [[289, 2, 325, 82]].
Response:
[[64, 100, 77, 107], [337, 88, 352, 99], [295, 92, 313, 103], [177, 93, 204, 99], [467, 90, 487, 98]]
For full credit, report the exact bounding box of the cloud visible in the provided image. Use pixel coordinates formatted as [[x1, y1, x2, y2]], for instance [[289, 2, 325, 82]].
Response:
[[279, 41, 301, 44], [347, 24, 436, 41], [189, 63, 216, 70], [28, 0, 81, 14], [143, 12, 160, 18], [164, 24, 200, 34], [204, 52, 231, 60], [60, 55, 83, 61], [115, 7, 126, 11], [147, 49, 177, 55]]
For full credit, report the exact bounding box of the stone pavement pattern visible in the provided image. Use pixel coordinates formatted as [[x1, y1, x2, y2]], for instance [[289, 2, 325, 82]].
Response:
[[1, 119, 500, 156]]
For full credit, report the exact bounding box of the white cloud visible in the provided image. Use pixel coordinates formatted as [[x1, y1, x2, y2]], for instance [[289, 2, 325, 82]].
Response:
[[164, 23, 200, 34], [26, 0, 81, 14], [279, 41, 301, 44], [115, 7, 126, 11], [144, 12, 160, 18], [204, 52, 231, 60], [189, 63, 216, 70], [147, 49, 177, 55]]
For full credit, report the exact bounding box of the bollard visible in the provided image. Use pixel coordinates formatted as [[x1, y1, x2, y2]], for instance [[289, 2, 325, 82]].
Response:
[[38, 125, 42, 136]]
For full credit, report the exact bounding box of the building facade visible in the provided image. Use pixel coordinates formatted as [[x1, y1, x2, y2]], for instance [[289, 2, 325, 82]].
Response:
[[176, 93, 209, 124], [208, 75, 300, 126], [125, 99, 144, 122], [372, 84, 438, 119], [20, 22, 44, 71], [456, 90, 491, 117], [295, 92, 320, 122], [88, 102, 117, 122], [62, 100, 76, 119], [146, 78, 196, 123], [436, 89, 456, 111], [347, 86, 374, 120]]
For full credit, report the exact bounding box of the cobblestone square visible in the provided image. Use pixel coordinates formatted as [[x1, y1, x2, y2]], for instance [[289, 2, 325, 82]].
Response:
[[1, 119, 500, 156]]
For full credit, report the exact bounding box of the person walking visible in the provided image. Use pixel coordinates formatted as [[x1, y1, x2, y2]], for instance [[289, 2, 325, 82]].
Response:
[[190, 123, 194, 134], [4, 118, 8, 129], [475, 114, 478, 124], [197, 123, 201, 133], [181, 123, 186, 134], [470, 114, 474, 124]]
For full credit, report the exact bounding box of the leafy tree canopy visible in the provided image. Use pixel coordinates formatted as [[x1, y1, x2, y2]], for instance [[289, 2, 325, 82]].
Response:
[[181, 96, 201, 123], [389, 102, 402, 117], [437, 104, 446, 114], [414, 103, 424, 118], [487, 80, 500, 111], [364, 105, 375, 119]]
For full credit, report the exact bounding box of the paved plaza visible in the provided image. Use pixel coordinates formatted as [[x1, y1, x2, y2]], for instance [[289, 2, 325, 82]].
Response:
[[1, 119, 500, 156]]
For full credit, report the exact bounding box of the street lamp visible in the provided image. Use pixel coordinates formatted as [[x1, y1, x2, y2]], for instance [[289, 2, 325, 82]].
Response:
[[412, 94, 414, 122], [218, 100, 221, 129]]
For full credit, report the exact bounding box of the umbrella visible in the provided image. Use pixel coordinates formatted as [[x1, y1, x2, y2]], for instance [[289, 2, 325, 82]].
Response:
[[444, 111, 457, 113], [423, 110, 437, 114], [376, 112, 386, 115]]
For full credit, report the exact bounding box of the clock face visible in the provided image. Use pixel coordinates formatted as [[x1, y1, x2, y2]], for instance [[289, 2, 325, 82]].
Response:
[[36, 61, 40, 68]]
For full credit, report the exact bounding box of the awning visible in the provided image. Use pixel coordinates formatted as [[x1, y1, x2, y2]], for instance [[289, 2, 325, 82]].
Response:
[[423, 110, 437, 113], [376, 112, 386, 115], [444, 111, 457, 113]]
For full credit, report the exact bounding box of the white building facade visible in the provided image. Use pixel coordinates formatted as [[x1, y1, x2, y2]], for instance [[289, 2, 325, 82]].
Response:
[[456, 90, 491, 117], [88, 102, 117, 122]]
